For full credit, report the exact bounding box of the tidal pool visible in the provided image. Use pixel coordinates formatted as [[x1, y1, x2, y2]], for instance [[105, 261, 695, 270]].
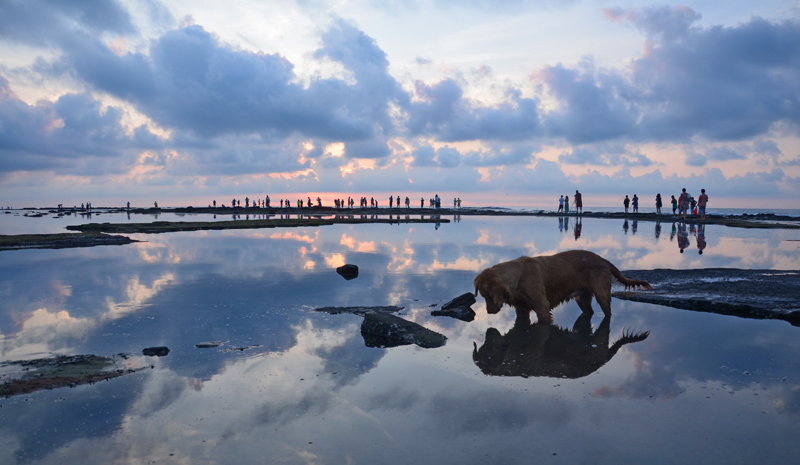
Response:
[[1, 215, 799, 464]]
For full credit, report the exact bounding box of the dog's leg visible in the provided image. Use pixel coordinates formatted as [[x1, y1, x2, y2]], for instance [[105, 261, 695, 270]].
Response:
[[593, 276, 613, 316], [572, 312, 593, 336], [532, 301, 553, 324], [593, 315, 611, 348], [595, 287, 612, 316], [514, 308, 532, 326], [576, 291, 594, 314]]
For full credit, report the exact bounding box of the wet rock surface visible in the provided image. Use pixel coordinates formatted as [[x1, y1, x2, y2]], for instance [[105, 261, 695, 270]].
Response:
[[316, 305, 447, 348], [361, 313, 447, 349], [431, 306, 476, 322], [0, 232, 138, 251], [336, 264, 359, 280], [441, 292, 476, 310], [142, 346, 171, 356], [0, 354, 145, 397], [314, 306, 404, 316], [613, 269, 800, 326], [194, 341, 227, 349]]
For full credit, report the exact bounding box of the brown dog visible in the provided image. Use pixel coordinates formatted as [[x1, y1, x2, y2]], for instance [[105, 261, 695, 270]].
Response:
[[473, 250, 651, 324]]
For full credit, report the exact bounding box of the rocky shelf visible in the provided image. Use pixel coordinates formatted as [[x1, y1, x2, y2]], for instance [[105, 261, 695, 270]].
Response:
[[65, 216, 449, 234], [0, 232, 138, 251], [613, 268, 800, 326]]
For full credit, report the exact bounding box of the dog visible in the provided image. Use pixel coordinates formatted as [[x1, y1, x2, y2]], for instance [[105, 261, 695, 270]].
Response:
[[473, 314, 650, 378], [473, 250, 651, 324]]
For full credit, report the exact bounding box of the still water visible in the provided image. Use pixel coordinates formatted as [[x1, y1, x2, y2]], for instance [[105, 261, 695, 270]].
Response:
[[1, 215, 799, 464]]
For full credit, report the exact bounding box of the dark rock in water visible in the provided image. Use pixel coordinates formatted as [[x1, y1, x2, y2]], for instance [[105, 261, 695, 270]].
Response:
[[441, 292, 476, 310], [195, 340, 227, 348], [142, 346, 170, 357], [432, 306, 476, 322], [336, 264, 359, 280], [360, 313, 447, 349], [315, 306, 403, 316]]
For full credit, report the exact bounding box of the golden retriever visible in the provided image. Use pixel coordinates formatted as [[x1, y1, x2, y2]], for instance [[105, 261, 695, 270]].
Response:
[[474, 250, 651, 324]]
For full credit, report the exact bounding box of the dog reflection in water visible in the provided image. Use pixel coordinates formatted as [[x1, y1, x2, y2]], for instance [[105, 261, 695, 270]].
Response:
[[474, 250, 651, 325], [473, 314, 649, 378]]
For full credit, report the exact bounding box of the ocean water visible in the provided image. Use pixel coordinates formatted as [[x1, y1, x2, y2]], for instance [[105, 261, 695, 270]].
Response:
[[1, 215, 799, 464]]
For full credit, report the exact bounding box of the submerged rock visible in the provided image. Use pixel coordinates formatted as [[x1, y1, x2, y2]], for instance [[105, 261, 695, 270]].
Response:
[[314, 306, 403, 316], [432, 306, 476, 322], [194, 341, 227, 348], [142, 346, 170, 356], [336, 264, 359, 280], [0, 354, 144, 397], [360, 313, 447, 349]]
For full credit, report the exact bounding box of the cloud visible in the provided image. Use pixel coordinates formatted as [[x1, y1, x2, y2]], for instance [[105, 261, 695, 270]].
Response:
[[0, 76, 160, 173], [602, 5, 701, 43], [539, 64, 636, 144], [0, 0, 135, 46], [558, 144, 655, 167], [406, 79, 541, 142], [410, 144, 461, 167]]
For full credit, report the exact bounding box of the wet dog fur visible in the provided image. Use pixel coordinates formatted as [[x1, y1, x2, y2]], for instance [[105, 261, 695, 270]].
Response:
[[473, 250, 651, 324]]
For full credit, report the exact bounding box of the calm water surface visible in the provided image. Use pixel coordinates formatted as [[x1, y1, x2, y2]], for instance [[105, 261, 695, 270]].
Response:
[[1, 214, 799, 464]]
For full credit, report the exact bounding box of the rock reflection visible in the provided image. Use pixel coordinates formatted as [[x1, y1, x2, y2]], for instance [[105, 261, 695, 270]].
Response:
[[473, 314, 649, 378]]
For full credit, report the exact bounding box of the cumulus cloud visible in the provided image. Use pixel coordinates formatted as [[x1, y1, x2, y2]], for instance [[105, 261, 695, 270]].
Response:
[[558, 145, 655, 167], [0, 0, 135, 46], [0, 76, 160, 173], [1, 2, 799, 204], [406, 80, 541, 142]]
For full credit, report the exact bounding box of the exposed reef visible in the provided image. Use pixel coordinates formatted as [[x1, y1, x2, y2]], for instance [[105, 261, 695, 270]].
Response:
[[0, 232, 138, 251], [613, 269, 800, 326]]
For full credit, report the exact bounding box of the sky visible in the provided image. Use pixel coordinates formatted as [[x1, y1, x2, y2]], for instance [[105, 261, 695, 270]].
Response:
[[0, 0, 799, 209]]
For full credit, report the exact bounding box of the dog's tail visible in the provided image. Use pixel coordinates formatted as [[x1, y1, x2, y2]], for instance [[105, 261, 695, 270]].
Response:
[[609, 328, 650, 355], [609, 264, 652, 291]]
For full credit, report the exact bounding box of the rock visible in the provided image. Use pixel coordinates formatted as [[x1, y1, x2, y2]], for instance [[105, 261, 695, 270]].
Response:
[[612, 268, 800, 326], [336, 264, 359, 280], [360, 313, 447, 349], [195, 341, 227, 348], [441, 292, 476, 310], [142, 346, 170, 356], [432, 306, 476, 322], [314, 306, 404, 316]]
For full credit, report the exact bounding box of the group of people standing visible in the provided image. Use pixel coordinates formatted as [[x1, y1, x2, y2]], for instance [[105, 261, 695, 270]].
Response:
[[210, 194, 453, 210], [557, 190, 583, 214], [622, 189, 709, 219], [661, 188, 708, 219]]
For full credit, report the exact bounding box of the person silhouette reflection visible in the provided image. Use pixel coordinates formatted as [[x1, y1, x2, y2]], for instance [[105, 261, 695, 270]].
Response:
[[697, 224, 706, 254], [677, 222, 690, 253], [623, 219, 629, 234], [655, 221, 662, 239], [473, 314, 649, 379], [573, 217, 582, 240]]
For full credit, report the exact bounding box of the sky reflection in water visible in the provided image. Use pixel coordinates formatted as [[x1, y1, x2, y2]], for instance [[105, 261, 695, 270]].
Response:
[[1, 215, 799, 464]]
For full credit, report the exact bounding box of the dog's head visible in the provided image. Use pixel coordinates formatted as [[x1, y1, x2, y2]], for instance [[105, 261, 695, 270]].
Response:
[[474, 269, 511, 314]]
